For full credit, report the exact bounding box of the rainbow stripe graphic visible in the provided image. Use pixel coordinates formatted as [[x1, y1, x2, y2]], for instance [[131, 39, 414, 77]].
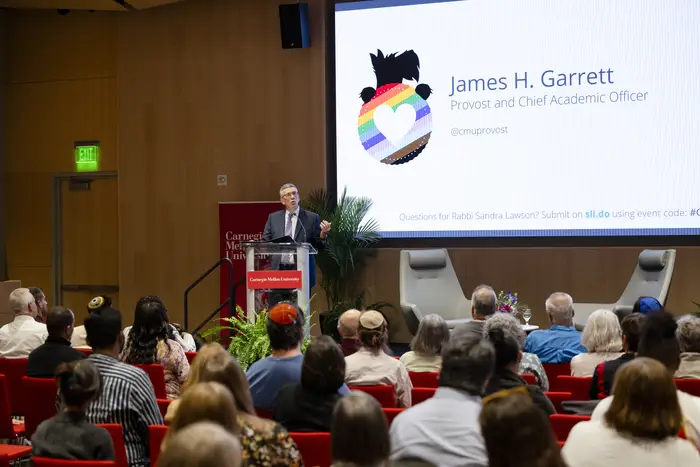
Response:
[[358, 83, 433, 165]]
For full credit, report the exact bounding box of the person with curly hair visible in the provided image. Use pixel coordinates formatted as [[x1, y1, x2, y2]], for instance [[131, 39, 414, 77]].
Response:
[[121, 296, 190, 399], [122, 295, 196, 352]]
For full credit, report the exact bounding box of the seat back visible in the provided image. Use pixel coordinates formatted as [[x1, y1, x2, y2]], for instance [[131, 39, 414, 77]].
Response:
[[0, 358, 28, 415], [519, 374, 537, 385], [133, 364, 167, 399], [289, 432, 332, 467], [77, 348, 93, 357], [676, 379, 700, 397], [348, 385, 396, 408], [32, 459, 116, 467], [549, 414, 590, 442], [545, 392, 573, 414], [21, 376, 58, 437], [0, 375, 18, 439], [408, 372, 439, 388], [542, 363, 571, 390], [185, 352, 197, 364], [96, 424, 129, 467], [256, 408, 274, 420], [616, 249, 676, 306], [411, 387, 436, 405], [149, 425, 168, 467], [156, 399, 171, 418], [382, 407, 405, 426], [399, 249, 471, 333], [556, 376, 592, 401]]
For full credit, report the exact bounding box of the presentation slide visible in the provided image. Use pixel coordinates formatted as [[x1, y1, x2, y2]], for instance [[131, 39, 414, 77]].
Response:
[[334, 0, 700, 238]]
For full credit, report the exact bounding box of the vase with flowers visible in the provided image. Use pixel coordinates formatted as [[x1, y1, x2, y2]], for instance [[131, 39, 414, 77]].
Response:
[[497, 291, 532, 325]]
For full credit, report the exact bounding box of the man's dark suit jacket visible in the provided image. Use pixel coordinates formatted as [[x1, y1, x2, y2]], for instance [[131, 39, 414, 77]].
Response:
[[27, 336, 85, 378], [262, 208, 325, 287]]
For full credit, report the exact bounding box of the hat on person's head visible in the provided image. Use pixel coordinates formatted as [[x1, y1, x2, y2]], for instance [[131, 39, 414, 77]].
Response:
[[87, 295, 112, 313], [639, 297, 662, 315], [269, 302, 299, 325], [359, 310, 385, 330]]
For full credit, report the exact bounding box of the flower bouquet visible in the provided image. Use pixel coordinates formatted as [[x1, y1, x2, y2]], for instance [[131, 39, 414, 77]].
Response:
[[496, 291, 530, 317]]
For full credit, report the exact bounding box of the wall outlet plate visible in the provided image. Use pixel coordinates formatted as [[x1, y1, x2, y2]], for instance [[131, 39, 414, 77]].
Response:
[[217, 174, 228, 186]]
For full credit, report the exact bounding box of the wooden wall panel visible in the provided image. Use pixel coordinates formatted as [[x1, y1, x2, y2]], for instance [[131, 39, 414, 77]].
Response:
[[0, 10, 7, 281], [4, 10, 117, 306], [117, 0, 327, 326]]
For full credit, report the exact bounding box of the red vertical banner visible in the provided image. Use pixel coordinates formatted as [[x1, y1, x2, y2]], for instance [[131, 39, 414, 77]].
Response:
[[219, 202, 280, 320]]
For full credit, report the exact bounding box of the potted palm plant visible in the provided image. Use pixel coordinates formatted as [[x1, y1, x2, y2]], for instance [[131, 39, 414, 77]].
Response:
[[302, 187, 392, 341]]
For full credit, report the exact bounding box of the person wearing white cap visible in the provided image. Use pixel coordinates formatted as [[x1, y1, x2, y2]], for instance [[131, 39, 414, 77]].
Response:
[[344, 310, 413, 407]]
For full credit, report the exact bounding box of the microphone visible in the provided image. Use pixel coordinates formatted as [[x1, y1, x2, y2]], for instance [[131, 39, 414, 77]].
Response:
[[291, 212, 308, 242]]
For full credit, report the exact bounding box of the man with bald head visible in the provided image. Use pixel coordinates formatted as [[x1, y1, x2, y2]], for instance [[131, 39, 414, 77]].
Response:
[[338, 309, 362, 356], [452, 285, 498, 340], [524, 292, 587, 363]]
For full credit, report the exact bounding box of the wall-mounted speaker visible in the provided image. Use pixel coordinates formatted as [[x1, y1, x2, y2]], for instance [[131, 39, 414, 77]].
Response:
[[279, 3, 310, 49]]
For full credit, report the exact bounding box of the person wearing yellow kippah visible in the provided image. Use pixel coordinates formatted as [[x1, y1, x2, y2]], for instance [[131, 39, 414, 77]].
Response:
[[70, 296, 112, 348]]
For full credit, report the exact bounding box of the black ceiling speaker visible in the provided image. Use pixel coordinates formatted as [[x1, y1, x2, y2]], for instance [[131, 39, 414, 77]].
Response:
[[279, 3, 310, 49]]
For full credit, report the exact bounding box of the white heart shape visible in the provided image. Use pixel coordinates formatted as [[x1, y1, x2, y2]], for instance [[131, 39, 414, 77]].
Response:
[[373, 104, 416, 147]]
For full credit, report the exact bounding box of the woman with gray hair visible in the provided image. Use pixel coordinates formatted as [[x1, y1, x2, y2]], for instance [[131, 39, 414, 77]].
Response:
[[400, 314, 449, 372], [675, 314, 700, 379], [483, 313, 549, 391], [571, 309, 623, 377]]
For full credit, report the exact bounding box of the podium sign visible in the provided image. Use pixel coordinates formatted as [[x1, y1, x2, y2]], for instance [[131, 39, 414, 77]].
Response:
[[247, 270, 303, 290]]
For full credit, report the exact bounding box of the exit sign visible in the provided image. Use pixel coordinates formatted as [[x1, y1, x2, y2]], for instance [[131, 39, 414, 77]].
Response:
[[74, 141, 100, 172]]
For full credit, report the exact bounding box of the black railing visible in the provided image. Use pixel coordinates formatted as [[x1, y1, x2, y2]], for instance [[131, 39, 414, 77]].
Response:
[[184, 258, 237, 333]]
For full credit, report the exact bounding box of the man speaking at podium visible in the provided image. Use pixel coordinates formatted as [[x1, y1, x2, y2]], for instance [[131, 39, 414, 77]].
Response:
[[262, 183, 331, 308]]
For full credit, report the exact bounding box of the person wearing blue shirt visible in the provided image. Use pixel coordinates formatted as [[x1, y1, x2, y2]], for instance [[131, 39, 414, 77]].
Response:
[[524, 292, 587, 364], [247, 302, 349, 412]]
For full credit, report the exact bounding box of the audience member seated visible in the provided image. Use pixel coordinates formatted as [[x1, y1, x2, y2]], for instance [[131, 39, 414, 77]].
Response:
[[158, 422, 242, 467], [452, 285, 497, 340], [27, 306, 85, 378], [338, 309, 361, 357], [121, 296, 190, 400], [675, 315, 700, 379], [122, 296, 196, 353], [564, 358, 700, 466], [32, 360, 115, 461], [483, 317, 555, 418], [167, 343, 302, 466], [486, 313, 549, 391], [633, 296, 663, 315], [71, 296, 111, 348], [571, 309, 623, 377], [332, 391, 390, 467], [524, 292, 586, 363], [591, 310, 700, 446], [390, 335, 493, 466], [400, 314, 449, 373], [84, 305, 163, 467], [590, 313, 645, 399], [29, 286, 49, 324], [345, 310, 412, 407], [164, 382, 239, 449], [480, 389, 566, 467], [275, 335, 346, 432], [0, 287, 48, 358]]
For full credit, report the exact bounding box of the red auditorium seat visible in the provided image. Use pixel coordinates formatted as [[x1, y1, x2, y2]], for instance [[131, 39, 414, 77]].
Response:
[[411, 387, 436, 405], [545, 392, 573, 413], [0, 375, 24, 440], [556, 376, 592, 400], [542, 363, 571, 391], [256, 408, 274, 420], [382, 407, 405, 425], [185, 352, 197, 364], [519, 373, 537, 385], [348, 385, 396, 408], [156, 399, 171, 418], [0, 358, 28, 415], [676, 379, 700, 397], [149, 425, 168, 467], [549, 414, 590, 442], [0, 445, 32, 467], [290, 432, 332, 467], [408, 372, 439, 388], [77, 348, 93, 357], [133, 364, 168, 399], [32, 459, 116, 467], [22, 376, 58, 437], [97, 424, 129, 467]]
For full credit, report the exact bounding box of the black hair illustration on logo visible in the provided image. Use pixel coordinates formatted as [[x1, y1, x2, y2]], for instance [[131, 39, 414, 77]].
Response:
[[360, 49, 432, 103]]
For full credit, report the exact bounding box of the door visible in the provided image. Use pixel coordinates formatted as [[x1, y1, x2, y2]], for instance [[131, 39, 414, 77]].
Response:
[[53, 173, 119, 325]]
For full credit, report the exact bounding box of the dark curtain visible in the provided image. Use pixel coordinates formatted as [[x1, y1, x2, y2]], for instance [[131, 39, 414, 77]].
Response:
[[0, 11, 7, 281]]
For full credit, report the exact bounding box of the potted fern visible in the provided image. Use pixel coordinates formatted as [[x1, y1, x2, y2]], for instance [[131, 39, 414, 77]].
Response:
[[301, 187, 393, 341], [201, 307, 310, 370]]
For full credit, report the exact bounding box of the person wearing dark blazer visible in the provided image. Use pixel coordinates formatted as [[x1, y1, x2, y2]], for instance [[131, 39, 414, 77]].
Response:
[[262, 183, 330, 306]]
